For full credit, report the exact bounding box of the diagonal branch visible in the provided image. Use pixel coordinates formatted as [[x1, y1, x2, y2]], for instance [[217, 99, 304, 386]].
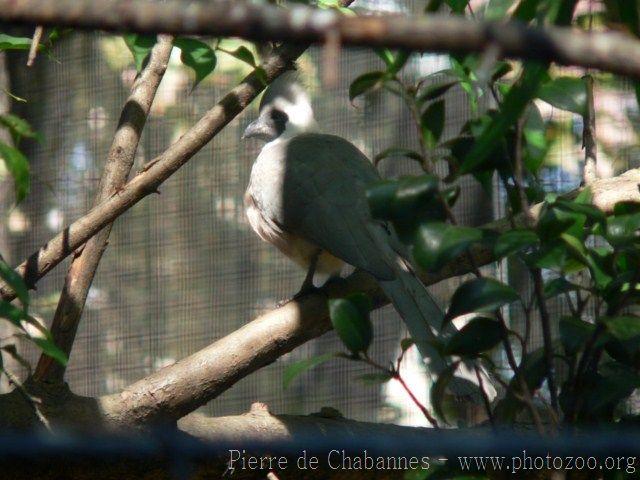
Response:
[[2, 0, 640, 79], [32, 35, 174, 384], [99, 168, 640, 426], [0, 43, 312, 301]]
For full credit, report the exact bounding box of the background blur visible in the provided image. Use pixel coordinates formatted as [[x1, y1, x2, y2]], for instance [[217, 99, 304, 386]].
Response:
[[0, 0, 636, 427]]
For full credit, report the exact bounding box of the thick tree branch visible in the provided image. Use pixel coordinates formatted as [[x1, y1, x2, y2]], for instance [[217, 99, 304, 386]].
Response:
[[2, 0, 640, 79], [99, 169, 640, 425], [32, 35, 174, 384], [0, 43, 310, 301]]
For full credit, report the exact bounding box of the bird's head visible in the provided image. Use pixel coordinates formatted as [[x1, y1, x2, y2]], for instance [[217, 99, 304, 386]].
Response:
[[243, 72, 317, 142]]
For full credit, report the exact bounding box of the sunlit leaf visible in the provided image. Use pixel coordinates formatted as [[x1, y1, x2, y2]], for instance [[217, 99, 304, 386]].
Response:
[[123, 34, 156, 72], [0, 34, 36, 52], [223, 45, 256, 67], [174, 37, 217, 89]]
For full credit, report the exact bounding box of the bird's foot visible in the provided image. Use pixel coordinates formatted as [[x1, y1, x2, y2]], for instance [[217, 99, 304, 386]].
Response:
[[275, 284, 321, 308]]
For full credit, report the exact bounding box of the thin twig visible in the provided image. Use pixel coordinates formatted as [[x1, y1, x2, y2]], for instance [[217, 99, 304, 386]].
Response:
[[512, 115, 559, 415], [363, 354, 439, 428], [2, 367, 50, 430], [474, 363, 495, 427], [582, 74, 598, 185], [26, 25, 43, 67]]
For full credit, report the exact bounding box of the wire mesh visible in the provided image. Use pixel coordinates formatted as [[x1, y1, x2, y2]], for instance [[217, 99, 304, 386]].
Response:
[[0, 0, 638, 426]]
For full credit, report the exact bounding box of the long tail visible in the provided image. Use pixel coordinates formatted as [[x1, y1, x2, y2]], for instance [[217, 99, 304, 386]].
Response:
[[378, 258, 491, 399]]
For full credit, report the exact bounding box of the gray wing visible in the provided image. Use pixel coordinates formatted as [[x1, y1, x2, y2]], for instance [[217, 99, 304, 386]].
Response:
[[276, 133, 396, 280]]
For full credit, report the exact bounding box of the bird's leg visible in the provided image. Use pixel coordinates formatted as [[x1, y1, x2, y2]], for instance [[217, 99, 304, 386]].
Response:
[[277, 249, 322, 308], [296, 248, 322, 297]]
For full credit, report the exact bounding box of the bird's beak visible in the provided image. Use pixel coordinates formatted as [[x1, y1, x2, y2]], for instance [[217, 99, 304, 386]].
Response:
[[242, 118, 271, 140]]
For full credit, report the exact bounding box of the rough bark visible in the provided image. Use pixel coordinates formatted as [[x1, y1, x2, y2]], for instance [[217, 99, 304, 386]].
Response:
[[1, 1, 640, 80], [32, 35, 174, 384]]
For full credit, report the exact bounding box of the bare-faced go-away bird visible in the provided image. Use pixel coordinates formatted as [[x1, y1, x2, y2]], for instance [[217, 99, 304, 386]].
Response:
[[243, 73, 492, 399]]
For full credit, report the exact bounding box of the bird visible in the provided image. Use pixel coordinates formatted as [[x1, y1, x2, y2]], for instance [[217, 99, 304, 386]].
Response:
[[243, 72, 492, 400]]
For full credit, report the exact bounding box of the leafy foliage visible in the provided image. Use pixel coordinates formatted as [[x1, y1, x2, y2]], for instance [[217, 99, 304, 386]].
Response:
[[173, 38, 217, 89]]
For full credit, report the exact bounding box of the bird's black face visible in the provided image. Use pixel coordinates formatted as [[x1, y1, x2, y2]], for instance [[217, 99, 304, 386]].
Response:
[[242, 108, 289, 142]]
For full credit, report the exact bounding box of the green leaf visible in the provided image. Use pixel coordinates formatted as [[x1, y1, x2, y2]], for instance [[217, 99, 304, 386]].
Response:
[[0, 34, 36, 52], [374, 48, 394, 68], [366, 180, 400, 221], [445, 0, 469, 13], [374, 147, 423, 166], [0, 259, 28, 308], [346, 292, 373, 318], [0, 301, 27, 326], [349, 71, 386, 102], [583, 368, 640, 414], [400, 338, 415, 352], [523, 104, 549, 173], [421, 100, 445, 149], [602, 316, 640, 343], [554, 198, 606, 224], [537, 77, 587, 116], [357, 372, 394, 385], [430, 361, 460, 422], [174, 38, 217, 89], [0, 140, 29, 203], [536, 204, 585, 240], [494, 229, 539, 259], [560, 316, 595, 355], [329, 298, 373, 355], [460, 62, 548, 176], [223, 45, 256, 67], [512, 0, 545, 21], [123, 34, 156, 72], [444, 317, 505, 356], [614, 201, 640, 216], [388, 50, 411, 75], [0, 114, 42, 146], [446, 278, 519, 321], [560, 233, 613, 288], [543, 277, 578, 299], [494, 348, 546, 421], [414, 223, 485, 272], [606, 213, 640, 246], [425, 0, 446, 12], [417, 81, 457, 104], [485, 0, 513, 20], [29, 336, 67, 366], [283, 353, 335, 389]]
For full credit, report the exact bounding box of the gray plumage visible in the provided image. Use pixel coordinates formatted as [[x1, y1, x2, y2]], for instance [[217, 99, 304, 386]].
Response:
[[244, 73, 491, 398]]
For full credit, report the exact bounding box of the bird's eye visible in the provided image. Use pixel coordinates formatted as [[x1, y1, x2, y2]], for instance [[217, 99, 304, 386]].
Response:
[[270, 109, 288, 125]]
